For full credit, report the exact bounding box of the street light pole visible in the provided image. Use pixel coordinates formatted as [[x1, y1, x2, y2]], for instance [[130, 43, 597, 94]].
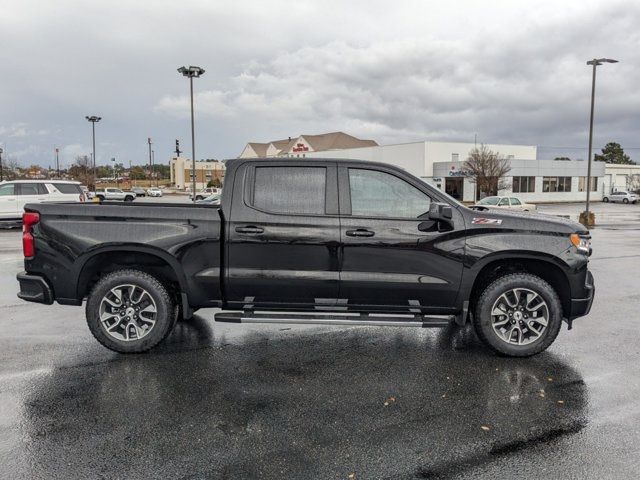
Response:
[[581, 58, 618, 227], [152, 149, 156, 186], [147, 137, 153, 188], [0, 147, 3, 182], [85, 116, 101, 189], [178, 65, 205, 202], [55, 148, 60, 178]]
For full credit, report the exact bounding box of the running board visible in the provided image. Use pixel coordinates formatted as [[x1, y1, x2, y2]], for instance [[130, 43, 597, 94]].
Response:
[[214, 311, 455, 328]]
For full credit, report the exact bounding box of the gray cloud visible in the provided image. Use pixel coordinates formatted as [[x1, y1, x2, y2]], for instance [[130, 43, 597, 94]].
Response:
[[2, 0, 640, 166]]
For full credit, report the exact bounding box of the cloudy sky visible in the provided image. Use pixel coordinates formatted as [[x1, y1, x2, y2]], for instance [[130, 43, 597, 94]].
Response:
[[1, 0, 639, 168]]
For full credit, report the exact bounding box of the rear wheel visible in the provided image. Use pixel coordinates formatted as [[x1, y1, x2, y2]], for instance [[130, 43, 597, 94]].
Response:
[[86, 270, 177, 353], [473, 273, 562, 357], [603, 197, 609, 203], [124, 195, 134, 202], [623, 198, 629, 204]]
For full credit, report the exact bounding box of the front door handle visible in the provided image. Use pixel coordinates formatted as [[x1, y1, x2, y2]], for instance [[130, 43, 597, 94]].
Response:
[[346, 229, 375, 238], [235, 225, 264, 234]]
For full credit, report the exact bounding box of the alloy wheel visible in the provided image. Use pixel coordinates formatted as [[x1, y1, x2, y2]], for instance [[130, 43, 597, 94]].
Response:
[[490, 288, 549, 346], [99, 284, 158, 341]]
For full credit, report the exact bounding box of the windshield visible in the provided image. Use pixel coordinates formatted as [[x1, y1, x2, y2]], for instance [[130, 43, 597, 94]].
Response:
[[477, 196, 500, 205]]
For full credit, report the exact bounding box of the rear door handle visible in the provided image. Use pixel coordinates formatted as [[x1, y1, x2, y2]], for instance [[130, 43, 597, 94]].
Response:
[[346, 229, 375, 238], [235, 225, 264, 234]]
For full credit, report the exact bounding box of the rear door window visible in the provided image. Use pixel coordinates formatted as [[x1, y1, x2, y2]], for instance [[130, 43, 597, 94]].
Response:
[[498, 198, 509, 206], [18, 184, 45, 195], [510, 198, 522, 206], [52, 183, 81, 194], [252, 166, 327, 215]]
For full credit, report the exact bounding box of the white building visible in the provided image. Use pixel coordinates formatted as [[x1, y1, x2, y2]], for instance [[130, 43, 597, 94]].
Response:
[[312, 140, 606, 203], [603, 163, 640, 193]]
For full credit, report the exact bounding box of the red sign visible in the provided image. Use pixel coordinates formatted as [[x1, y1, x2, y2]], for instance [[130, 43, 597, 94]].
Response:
[[292, 143, 309, 152]]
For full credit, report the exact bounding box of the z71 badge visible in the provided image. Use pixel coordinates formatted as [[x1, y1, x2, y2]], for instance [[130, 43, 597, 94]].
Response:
[[472, 217, 503, 225]]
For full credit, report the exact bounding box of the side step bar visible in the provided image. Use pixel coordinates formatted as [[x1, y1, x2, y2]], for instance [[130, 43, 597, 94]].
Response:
[[215, 311, 455, 328]]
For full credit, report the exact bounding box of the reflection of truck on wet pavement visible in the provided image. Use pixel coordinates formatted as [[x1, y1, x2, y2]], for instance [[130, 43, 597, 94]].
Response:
[[16, 158, 594, 356]]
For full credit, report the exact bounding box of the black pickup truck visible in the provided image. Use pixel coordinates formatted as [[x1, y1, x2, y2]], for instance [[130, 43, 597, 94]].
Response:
[[16, 158, 594, 356]]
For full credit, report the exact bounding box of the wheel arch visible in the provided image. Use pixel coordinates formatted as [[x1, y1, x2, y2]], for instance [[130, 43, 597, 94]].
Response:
[[466, 256, 571, 320], [74, 245, 189, 309]]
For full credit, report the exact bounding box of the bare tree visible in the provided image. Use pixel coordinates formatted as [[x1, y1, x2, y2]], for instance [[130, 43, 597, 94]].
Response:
[[628, 174, 640, 193], [464, 145, 511, 200], [68, 155, 93, 187]]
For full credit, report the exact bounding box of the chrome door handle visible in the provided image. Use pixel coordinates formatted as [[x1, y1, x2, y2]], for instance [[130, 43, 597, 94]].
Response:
[[235, 225, 264, 234], [346, 229, 375, 237]]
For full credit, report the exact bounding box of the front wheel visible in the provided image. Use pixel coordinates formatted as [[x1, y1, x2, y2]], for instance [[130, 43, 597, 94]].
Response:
[[124, 195, 134, 202], [603, 197, 609, 203], [623, 198, 629, 204], [86, 270, 177, 353], [473, 273, 563, 357]]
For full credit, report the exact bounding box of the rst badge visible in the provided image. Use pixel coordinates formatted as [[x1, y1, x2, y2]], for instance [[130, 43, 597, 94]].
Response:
[[472, 217, 503, 225]]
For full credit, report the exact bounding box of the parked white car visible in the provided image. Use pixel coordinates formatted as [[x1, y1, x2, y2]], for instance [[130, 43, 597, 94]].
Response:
[[94, 188, 136, 202], [194, 187, 221, 201], [146, 187, 163, 197], [602, 191, 638, 204], [472, 196, 537, 211], [0, 180, 85, 220]]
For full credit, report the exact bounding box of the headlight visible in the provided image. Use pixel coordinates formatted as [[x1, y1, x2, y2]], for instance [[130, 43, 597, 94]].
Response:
[[570, 233, 591, 255]]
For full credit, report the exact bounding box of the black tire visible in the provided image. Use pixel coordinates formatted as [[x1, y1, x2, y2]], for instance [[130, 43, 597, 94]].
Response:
[[86, 269, 177, 353], [473, 273, 563, 357], [124, 195, 134, 202], [603, 197, 609, 203], [623, 198, 629, 204], [97, 195, 105, 202], [196, 195, 204, 201]]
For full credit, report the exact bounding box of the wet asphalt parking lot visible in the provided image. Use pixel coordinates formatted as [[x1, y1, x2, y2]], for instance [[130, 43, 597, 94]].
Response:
[[0, 202, 639, 479]]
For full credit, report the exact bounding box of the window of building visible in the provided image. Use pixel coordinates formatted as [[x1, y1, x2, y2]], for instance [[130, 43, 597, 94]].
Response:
[[253, 166, 326, 215], [578, 177, 597, 192], [348, 168, 431, 218], [512, 176, 535, 193], [543, 176, 572, 192], [451, 153, 459, 162]]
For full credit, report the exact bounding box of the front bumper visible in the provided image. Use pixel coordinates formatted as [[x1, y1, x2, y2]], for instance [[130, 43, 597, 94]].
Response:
[[569, 270, 595, 320], [16, 271, 54, 305]]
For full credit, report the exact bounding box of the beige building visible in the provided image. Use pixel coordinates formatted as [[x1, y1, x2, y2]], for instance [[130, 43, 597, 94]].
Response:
[[603, 163, 640, 193], [170, 157, 225, 191], [238, 131, 378, 158]]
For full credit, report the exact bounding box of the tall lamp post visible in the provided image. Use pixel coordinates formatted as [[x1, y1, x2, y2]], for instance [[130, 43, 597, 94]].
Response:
[[177, 65, 205, 202], [581, 58, 618, 227], [85, 116, 101, 188], [0, 147, 4, 182]]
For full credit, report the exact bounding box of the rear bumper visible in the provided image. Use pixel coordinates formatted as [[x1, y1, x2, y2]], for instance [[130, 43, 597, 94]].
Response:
[[569, 270, 595, 320], [16, 271, 54, 305]]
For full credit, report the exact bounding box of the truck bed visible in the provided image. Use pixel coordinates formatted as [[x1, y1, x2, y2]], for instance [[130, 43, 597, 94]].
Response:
[[21, 201, 223, 310]]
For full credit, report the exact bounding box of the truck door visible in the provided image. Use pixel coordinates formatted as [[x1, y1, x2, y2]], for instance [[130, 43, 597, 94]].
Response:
[[337, 165, 465, 312], [225, 162, 340, 308]]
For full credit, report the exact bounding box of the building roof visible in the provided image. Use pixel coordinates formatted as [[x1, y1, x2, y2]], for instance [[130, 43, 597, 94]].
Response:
[[239, 132, 378, 158], [297, 131, 378, 152]]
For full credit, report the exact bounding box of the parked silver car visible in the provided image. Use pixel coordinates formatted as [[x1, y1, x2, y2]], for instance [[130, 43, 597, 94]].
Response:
[[603, 191, 638, 204]]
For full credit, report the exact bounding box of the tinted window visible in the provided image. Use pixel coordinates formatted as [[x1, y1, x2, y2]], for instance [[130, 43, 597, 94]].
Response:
[[349, 168, 430, 218], [253, 166, 326, 215], [510, 198, 522, 205], [18, 183, 46, 195], [0, 184, 15, 196], [52, 183, 81, 194]]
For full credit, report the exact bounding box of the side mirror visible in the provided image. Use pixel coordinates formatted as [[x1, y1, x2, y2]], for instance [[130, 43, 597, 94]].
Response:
[[428, 202, 453, 221]]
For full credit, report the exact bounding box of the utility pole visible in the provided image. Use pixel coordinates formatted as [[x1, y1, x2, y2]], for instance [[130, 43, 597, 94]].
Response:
[[151, 149, 156, 186], [55, 148, 60, 178], [0, 147, 3, 182], [147, 137, 153, 187]]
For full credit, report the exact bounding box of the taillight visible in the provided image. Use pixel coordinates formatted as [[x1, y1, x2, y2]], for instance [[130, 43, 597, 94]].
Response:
[[22, 212, 40, 259]]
